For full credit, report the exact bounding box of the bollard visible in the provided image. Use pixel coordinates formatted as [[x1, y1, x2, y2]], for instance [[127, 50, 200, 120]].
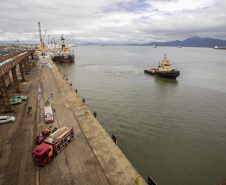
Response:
[[93, 112, 97, 118], [82, 98, 85, 103], [112, 133, 117, 144], [70, 83, 72, 86], [75, 89, 77, 93]]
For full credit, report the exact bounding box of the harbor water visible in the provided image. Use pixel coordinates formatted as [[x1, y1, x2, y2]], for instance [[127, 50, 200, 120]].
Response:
[[55, 46, 226, 185]]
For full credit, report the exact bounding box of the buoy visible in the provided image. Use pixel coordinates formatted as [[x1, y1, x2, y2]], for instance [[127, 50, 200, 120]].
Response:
[[135, 178, 139, 184]]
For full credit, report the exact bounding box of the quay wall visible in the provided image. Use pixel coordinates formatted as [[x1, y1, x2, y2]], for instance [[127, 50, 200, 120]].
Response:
[[49, 60, 147, 185]]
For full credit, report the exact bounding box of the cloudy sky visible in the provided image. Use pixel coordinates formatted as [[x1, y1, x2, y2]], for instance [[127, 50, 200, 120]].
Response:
[[1, 0, 226, 44]]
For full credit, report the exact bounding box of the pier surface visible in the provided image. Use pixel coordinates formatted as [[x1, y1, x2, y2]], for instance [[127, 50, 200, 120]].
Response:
[[0, 56, 146, 185]]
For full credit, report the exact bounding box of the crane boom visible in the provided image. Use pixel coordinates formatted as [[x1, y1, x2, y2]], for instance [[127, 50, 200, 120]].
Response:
[[38, 22, 44, 54]]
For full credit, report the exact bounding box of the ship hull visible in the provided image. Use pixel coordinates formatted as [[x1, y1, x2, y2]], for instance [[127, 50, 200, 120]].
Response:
[[144, 69, 180, 79], [51, 55, 75, 63]]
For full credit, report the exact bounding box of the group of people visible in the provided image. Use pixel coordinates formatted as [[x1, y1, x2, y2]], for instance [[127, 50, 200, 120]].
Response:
[[45, 96, 50, 106], [45, 92, 55, 112], [26, 92, 55, 117]]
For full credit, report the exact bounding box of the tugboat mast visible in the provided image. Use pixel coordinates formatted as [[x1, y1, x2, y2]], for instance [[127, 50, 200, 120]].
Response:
[[164, 53, 167, 60]]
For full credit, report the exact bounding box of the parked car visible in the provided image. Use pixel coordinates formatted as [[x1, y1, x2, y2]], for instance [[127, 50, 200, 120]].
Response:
[[15, 95, 28, 101], [0, 116, 16, 124], [9, 98, 22, 105]]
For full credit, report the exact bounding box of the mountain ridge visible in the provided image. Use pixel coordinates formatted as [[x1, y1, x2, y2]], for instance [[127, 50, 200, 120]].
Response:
[[142, 37, 226, 47], [1, 37, 226, 47]]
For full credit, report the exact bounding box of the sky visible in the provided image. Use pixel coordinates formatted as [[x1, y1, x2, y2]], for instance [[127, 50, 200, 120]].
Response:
[[1, 0, 226, 45]]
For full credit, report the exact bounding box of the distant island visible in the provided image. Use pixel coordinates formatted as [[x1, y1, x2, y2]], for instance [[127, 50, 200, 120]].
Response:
[[1, 36, 226, 48], [80, 37, 226, 48], [142, 37, 226, 48]]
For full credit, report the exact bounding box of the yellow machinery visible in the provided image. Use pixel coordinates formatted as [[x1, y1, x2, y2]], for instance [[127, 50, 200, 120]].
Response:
[[38, 22, 44, 55]]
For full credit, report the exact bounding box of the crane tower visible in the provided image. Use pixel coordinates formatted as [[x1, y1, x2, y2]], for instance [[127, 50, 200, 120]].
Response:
[[38, 22, 45, 55]]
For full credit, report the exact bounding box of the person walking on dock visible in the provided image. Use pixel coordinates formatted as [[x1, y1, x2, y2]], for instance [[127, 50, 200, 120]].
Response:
[[51, 92, 53, 98], [28, 105, 32, 116], [26, 111, 30, 117], [28, 105, 32, 113], [45, 97, 48, 105], [52, 105, 55, 112]]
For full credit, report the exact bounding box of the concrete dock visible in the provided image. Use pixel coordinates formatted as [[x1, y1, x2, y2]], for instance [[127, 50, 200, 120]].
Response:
[[0, 55, 147, 185]]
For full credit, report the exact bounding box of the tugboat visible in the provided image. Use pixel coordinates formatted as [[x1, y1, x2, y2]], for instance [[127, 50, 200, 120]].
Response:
[[144, 54, 180, 79], [50, 36, 75, 63]]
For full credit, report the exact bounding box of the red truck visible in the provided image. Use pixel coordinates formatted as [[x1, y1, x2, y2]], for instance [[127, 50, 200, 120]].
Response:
[[35, 125, 58, 144], [32, 127, 74, 167]]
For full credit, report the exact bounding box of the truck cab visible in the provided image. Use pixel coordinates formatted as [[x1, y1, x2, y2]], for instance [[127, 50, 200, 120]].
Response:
[[32, 143, 54, 167], [35, 125, 57, 144]]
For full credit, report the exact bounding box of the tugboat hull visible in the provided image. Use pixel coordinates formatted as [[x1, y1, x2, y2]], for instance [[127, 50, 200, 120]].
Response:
[[144, 69, 180, 79], [155, 70, 180, 79]]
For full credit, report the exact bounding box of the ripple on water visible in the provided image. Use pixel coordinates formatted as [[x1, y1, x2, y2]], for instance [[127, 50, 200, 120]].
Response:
[[56, 46, 226, 185]]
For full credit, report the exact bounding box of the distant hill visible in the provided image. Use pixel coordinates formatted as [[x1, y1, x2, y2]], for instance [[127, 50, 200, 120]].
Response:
[[1, 37, 226, 47], [81, 42, 101, 46], [143, 37, 226, 48]]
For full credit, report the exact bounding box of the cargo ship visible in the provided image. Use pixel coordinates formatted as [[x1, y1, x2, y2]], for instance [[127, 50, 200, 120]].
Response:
[[214, 46, 226, 50], [144, 54, 180, 79], [49, 36, 75, 63]]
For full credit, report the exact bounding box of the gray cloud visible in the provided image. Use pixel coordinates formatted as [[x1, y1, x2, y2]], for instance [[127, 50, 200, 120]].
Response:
[[1, 0, 226, 44]]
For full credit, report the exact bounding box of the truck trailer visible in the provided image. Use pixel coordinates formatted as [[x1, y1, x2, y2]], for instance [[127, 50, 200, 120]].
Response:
[[32, 127, 74, 167]]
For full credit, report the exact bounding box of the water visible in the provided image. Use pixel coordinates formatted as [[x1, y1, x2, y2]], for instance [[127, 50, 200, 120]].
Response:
[[55, 46, 226, 185]]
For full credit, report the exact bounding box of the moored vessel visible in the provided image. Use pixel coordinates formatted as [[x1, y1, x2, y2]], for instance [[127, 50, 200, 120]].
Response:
[[214, 46, 226, 50], [49, 36, 75, 63], [144, 54, 180, 79]]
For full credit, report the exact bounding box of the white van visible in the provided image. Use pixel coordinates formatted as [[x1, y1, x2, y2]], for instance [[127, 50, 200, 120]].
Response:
[[44, 106, 54, 123]]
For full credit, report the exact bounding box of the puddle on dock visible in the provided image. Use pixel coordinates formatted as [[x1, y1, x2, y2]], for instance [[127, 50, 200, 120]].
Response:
[[36, 106, 41, 123], [38, 82, 42, 101]]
